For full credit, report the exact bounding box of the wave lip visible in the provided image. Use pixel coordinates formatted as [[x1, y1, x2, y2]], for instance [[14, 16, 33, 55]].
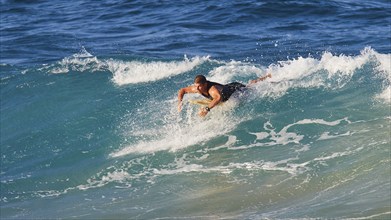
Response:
[[109, 55, 210, 86]]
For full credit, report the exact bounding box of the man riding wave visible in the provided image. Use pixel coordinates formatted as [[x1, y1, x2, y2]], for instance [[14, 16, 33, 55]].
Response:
[[178, 73, 271, 117]]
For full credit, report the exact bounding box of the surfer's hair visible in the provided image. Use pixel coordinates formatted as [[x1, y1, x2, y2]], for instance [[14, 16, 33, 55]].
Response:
[[194, 75, 207, 84]]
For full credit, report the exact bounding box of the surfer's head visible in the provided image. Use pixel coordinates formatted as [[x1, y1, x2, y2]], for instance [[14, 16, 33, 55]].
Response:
[[194, 75, 207, 84]]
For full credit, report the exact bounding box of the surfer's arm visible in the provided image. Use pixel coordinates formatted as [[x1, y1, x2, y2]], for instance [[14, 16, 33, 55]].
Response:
[[199, 86, 221, 117], [178, 85, 198, 112], [248, 73, 272, 85]]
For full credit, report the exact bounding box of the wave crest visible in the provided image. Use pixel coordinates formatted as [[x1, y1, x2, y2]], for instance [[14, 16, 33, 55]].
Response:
[[109, 55, 210, 86]]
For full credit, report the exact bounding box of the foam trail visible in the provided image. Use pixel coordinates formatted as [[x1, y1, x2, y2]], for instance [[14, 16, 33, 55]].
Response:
[[234, 118, 350, 150], [318, 131, 351, 140], [111, 117, 237, 157], [269, 118, 349, 145], [110, 99, 242, 157], [152, 147, 360, 177]]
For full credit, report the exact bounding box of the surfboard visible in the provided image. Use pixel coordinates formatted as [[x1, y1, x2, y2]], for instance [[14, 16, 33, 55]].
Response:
[[188, 99, 224, 106], [188, 99, 212, 106]]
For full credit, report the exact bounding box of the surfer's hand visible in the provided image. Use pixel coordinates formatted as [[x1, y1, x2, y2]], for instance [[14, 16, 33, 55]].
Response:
[[198, 107, 208, 117]]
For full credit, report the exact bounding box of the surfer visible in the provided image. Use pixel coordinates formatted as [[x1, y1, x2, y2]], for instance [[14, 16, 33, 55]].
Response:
[[178, 73, 271, 117]]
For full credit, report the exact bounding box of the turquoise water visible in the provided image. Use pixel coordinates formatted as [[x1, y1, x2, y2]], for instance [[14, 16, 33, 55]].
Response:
[[1, 0, 390, 219]]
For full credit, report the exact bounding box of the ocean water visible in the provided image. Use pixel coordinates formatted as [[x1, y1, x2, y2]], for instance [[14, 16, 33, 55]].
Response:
[[1, 0, 390, 219]]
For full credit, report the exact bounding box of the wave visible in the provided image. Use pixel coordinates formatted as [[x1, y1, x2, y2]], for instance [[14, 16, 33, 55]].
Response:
[[98, 47, 389, 157], [42, 47, 390, 104], [35, 46, 390, 159], [32, 47, 390, 159]]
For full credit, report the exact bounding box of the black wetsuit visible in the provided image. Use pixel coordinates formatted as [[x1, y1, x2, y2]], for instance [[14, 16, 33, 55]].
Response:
[[201, 81, 246, 102]]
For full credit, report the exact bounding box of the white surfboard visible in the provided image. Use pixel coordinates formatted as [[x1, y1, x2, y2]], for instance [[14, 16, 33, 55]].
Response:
[[188, 99, 224, 106]]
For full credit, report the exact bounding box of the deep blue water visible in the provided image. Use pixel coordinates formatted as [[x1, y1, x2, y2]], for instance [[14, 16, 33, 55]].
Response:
[[1, 0, 390, 219]]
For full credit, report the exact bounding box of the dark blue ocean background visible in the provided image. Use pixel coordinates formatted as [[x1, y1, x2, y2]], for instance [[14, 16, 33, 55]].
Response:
[[1, 0, 390, 219]]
